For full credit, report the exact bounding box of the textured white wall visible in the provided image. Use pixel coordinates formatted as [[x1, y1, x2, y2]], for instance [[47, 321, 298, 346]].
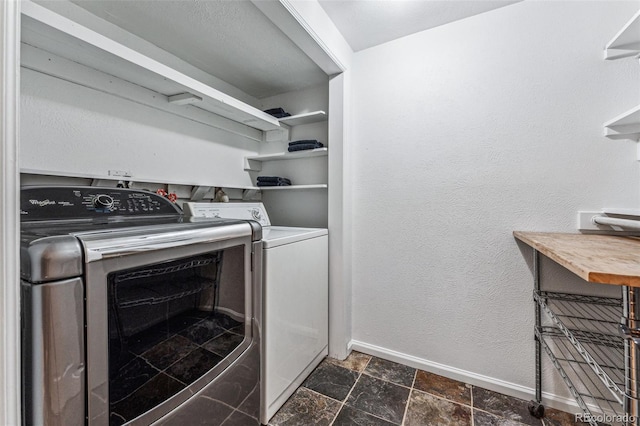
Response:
[[21, 68, 259, 188], [350, 0, 640, 401]]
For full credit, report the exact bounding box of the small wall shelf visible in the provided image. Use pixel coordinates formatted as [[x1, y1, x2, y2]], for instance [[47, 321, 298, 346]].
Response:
[[244, 148, 328, 171], [278, 111, 327, 127], [605, 10, 640, 60], [603, 104, 640, 141]]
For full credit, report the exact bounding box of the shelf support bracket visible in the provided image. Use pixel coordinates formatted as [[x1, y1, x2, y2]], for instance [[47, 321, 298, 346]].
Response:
[[242, 189, 260, 201], [190, 186, 212, 201]]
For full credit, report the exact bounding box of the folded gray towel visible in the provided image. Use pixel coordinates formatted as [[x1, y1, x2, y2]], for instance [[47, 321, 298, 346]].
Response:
[[257, 181, 291, 187], [289, 139, 320, 146], [257, 176, 291, 185], [288, 142, 324, 152], [264, 108, 291, 118], [257, 176, 291, 183]]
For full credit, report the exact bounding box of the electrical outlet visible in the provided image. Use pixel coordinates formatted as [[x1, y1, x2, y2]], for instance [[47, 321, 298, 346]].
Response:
[[577, 211, 607, 231]]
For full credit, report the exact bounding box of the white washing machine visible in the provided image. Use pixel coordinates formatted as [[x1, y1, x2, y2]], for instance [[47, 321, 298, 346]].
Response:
[[182, 202, 328, 424]]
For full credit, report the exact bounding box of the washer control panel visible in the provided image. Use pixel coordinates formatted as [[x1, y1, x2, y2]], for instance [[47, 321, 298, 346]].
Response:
[[20, 186, 182, 220], [183, 202, 271, 227]]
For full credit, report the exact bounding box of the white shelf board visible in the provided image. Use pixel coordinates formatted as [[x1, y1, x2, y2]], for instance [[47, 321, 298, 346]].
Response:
[[248, 147, 327, 162], [244, 148, 328, 171], [20, 167, 258, 190], [253, 184, 328, 191], [605, 9, 640, 60], [20, 0, 281, 133], [21, 48, 264, 142], [604, 104, 640, 141], [278, 111, 327, 127]]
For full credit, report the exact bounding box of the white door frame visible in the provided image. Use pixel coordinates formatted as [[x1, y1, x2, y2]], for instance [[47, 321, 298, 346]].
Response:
[[0, 0, 21, 424], [251, 0, 354, 359]]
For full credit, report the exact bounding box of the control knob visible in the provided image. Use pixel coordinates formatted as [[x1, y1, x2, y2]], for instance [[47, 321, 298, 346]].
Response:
[[93, 194, 115, 210]]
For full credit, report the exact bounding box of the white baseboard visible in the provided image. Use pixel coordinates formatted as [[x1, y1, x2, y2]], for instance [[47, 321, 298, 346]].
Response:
[[349, 340, 580, 416]]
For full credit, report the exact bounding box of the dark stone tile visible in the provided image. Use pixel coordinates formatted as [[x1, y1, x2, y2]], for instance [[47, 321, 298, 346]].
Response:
[[404, 389, 471, 425], [108, 342, 138, 374], [325, 351, 372, 372], [215, 313, 243, 331], [474, 409, 524, 426], [127, 325, 170, 355], [203, 332, 245, 358], [228, 324, 245, 335], [346, 374, 410, 424], [364, 357, 416, 387], [472, 387, 542, 426], [179, 318, 227, 345], [198, 344, 260, 409], [141, 334, 199, 370], [165, 347, 223, 385], [302, 361, 359, 401], [109, 356, 159, 404], [155, 396, 233, 425], [541, 407, 580, 426], [268, 387, 340, 426], [111, 373, 185, 422], [237, 383, 260, 419], [221, 410, 259, 425], [165, 312, 204, 334], [183, 309, 212, 320], [333, 405, 397, 426], [413, 370, 471, 406]]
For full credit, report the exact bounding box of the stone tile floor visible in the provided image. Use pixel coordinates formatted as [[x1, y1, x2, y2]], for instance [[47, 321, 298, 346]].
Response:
[[268, 351, 580, 426]]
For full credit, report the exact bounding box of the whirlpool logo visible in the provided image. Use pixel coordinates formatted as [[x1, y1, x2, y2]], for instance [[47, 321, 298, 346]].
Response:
[[29, 199, 56, 207]]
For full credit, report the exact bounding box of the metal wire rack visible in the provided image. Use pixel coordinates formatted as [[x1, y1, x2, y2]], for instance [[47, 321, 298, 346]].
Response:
[[535, 290, 629, 425], [114, 256, 220, 282]]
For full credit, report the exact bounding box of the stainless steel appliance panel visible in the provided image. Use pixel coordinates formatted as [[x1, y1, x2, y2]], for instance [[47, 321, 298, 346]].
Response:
[[21, 277, 85, 426], [20, 186, 263, 426]]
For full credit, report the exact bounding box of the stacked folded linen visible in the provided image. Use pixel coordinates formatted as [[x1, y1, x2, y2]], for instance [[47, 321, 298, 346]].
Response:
[[288, 139, 324, 152], [263, 107, 291, 118], [256, 176, 292, 187]]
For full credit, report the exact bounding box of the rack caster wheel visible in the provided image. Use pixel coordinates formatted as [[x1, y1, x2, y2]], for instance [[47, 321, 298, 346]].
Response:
[[528, 401, 545, 418]]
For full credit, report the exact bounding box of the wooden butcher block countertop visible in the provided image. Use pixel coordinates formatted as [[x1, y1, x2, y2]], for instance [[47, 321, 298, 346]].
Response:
[[513, 231, 640, 287]]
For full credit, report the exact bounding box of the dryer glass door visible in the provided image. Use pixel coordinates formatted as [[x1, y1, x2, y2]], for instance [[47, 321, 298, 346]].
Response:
[[82, 225, 255, 425]]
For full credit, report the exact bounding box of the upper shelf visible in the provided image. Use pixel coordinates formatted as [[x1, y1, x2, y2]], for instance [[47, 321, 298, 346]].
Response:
[[603, 104, 640, 141], [20, 1, 281, 135], [278, 111, 327, 127], [244, 148, 327, 171], [605, 9, 640, 60]]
